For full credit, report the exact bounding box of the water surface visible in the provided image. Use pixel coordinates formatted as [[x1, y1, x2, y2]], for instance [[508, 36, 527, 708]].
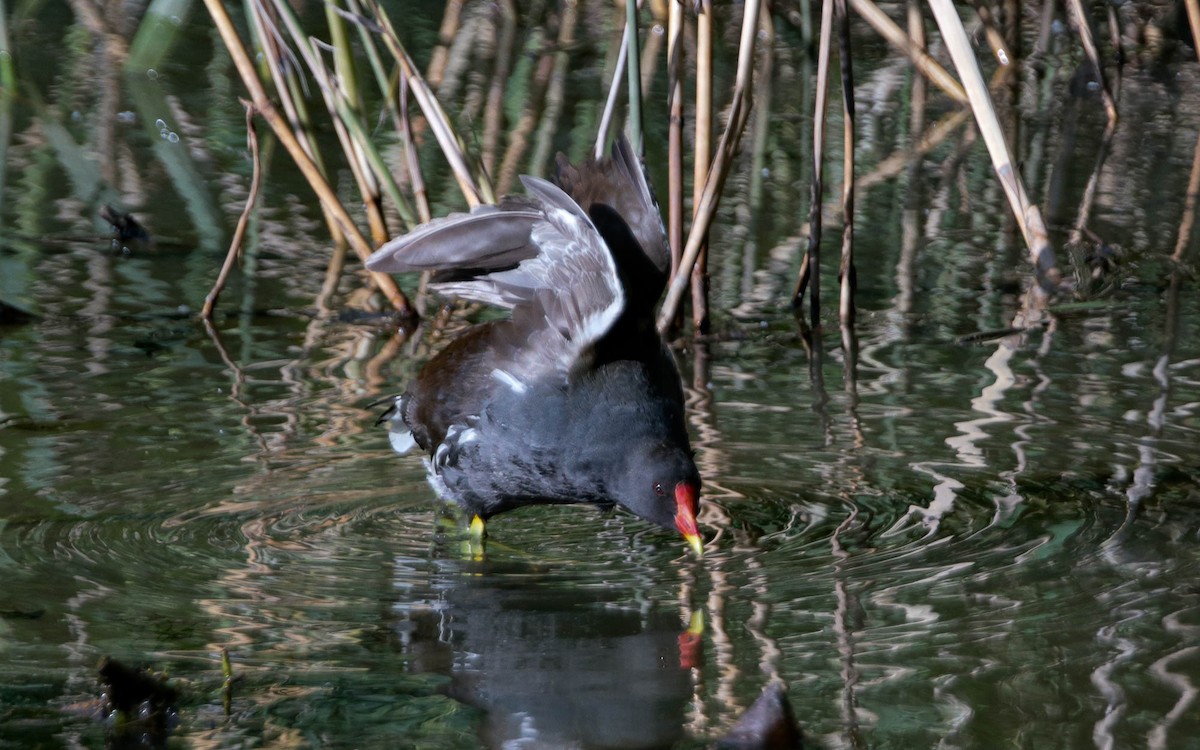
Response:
[[2, 3, 1200, 748]]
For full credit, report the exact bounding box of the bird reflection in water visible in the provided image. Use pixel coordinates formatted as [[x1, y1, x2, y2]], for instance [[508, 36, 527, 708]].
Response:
[[392, 566, 693, 749]]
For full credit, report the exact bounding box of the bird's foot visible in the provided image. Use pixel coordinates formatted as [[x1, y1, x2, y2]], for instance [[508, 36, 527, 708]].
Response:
[[462, 515, 486, 560]]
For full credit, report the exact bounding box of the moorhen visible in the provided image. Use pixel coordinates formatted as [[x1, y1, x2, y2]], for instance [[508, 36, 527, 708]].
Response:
[[366, 136, 702, 555]]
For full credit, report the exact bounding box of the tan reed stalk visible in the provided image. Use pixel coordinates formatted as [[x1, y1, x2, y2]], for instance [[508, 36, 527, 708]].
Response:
[[344, 0, 421, 227], [596, 21, 629, 160], [426, 0, 464, 89], [657, 0, 763, 333], [969, 0, 1013, 66], [482, 0, 518, 177], [926, 0, 1060, 296], [1172, 129, 1200, 263], [497, 32, 553, 194], [399, 75, 432, 224], [1066, 0, 1118, 128], [791, 0, 834, 324], [691, 0, 714, 334], [835, 0, 856, 331], [667, 0, 686, 283], [202, 0, 414, 317], [847, 0, 966, 104], [263, 0, 416, 233], [1185, 0, 1200, 64], [364, 0, 490, 205], [531, 0, 579, 175], [245, 2, 348, 251], [202, 101, 262, 321]]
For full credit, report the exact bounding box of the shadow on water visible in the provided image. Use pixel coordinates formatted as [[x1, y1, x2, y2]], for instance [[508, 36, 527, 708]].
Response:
[[2, 0, 1200, 748]]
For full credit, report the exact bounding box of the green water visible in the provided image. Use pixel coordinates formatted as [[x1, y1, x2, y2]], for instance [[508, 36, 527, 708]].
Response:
[[2, 2, 1200, 748]]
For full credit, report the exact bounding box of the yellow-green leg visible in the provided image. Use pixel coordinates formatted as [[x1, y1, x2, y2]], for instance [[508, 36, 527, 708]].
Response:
[[462, 514, 486, 560]]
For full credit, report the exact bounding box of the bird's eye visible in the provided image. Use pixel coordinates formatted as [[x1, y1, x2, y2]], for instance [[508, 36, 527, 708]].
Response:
[[654, 482, 665, 496]]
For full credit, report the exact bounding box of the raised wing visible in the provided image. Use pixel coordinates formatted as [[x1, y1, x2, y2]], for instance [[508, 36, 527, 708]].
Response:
[[365, 202, 543, 278], [367, 175, 626, 383]]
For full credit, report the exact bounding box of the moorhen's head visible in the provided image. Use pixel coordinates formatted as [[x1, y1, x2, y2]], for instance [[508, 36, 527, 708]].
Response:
[[615, 444, 703, 555]]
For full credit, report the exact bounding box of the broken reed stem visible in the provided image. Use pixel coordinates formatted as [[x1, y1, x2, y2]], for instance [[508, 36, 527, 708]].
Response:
[[926, 0, 1060, 297], [1066, 0, 1118, 128], [847, 0, 966, 104], [792, 0, 834, 325], [657, 0, 762, 333], [691, 0, 714, 334], [202, 100, 261, 321], [835, 0, 856, 332], [969, 0, 1013, 66], [202, 0, 415, 317], [667, 0, 685, 283]]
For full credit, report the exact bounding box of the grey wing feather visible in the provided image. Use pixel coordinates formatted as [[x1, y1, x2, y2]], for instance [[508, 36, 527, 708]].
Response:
[[365, 205, 543, 273], [369, 174, 626, 381]]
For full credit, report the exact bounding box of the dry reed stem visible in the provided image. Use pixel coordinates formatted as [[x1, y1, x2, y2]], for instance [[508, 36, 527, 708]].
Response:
[[835, 0, 856, 332], [847, 0, 966, 104], [791, 0, 834, 323], [926, 0, 1059, 296], [667, 0, 685, 282], [308, 55, 390, 245], [497, 33, 553, 194], [657, 0, 762, 333], [248, 2, 349, 250], [1185, 0, 1200, 64], [201, 0, 414, 317], [1066, 126, 1115, 251], [426, 0, 464, 89], [400, 76, 432, 224], [344, 0, 422, 227], [531, 0, 579, 175], [691, 0, 714, 334], [202, 100, 261, 321], [482, 0, 517, 177], [1066, 0, 1118, 128], [364, 0, 489, 206], [1172, 128, 1200, 263], [596, 23, 629, 160], [969, 0, 1013, 66]]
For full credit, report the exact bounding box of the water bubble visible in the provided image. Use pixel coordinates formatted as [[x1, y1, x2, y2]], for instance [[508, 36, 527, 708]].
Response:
[[997, 50, 1009, 65], [147, 68, 159, 80], [155, 118, 166, 129], [167, 132, 179, 144]]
